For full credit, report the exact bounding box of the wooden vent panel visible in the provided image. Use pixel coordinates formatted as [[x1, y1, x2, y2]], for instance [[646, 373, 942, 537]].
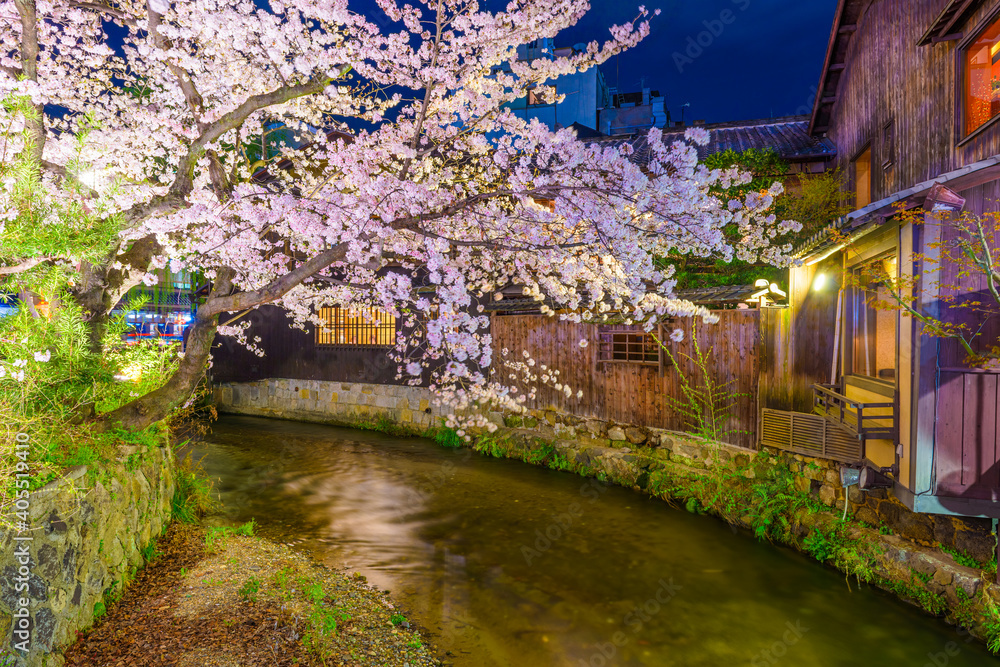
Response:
[[760, 409, 863, 463]]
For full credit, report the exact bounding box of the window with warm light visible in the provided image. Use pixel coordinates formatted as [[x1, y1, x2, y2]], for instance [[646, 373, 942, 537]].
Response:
[[850, 254, 897, 382], [965, 15, 1000, 135], [853, 146, 872, 209], [316, 307, 396, 346]]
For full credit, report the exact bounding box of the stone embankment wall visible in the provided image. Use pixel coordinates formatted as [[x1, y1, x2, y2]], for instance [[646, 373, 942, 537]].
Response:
[[0, 444, 175, 667], [215, 379, 1000, 646], [213, 378, 444, 430]]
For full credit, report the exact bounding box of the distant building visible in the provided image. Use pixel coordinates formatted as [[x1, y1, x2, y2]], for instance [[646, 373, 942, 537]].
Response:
[[505, 37, 668, 136], [115, 269, 197, 345], [599, 88, 668, 136]]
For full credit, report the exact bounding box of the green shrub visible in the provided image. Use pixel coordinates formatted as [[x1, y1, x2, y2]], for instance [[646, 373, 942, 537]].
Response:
[[433, 426, 463, 448], [204, 520, 257, 552], [238, 576, 261, 602], [171, 451, 218, 524], [803, 527, 841, 562]]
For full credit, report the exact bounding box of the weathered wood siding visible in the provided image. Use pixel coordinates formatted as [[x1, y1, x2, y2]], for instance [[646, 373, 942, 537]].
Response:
[[490, 311, 760, 449], [760, 254, 843, 414], [936, 369, 1000, 501], [928, 197, 1000, 501], [825, 1, 1000, 199]]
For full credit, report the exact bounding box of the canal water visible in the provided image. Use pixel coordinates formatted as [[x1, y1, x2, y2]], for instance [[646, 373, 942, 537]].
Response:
[[191, 415, 999, 666]]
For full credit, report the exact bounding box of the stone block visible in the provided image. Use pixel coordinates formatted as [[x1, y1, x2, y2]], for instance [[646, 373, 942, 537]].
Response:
[[674, 443, 701, 460], [624, 427, 647, 445], [802, 465, 825, 482], [330, 392, 339, 404], [608, 426, 627, 442], [953, 524, 995, 566], [299, 389, 310, 399], [554, 424, 576, 438], [818, 485, 836, 506], [419, 399, 430, 412], [894, 510, 936, 544], [362, 387, 373, 395], [578, 435, 612, 448], [401, 409, 413, 423], [932, 568, 954, 586]]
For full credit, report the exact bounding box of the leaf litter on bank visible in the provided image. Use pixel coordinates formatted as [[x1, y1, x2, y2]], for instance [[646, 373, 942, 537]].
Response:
[[64, 523, 441, 667]]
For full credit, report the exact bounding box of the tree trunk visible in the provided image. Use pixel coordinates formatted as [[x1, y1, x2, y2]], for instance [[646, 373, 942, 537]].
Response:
[[94, 243, 350, 432]]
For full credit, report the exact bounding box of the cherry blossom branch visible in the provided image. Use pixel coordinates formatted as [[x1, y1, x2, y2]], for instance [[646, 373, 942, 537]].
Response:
[[399, 0, 444, 181], [200, 242, 354, 316], [67, 0, 139, 27], [118, 74, 339, 228]]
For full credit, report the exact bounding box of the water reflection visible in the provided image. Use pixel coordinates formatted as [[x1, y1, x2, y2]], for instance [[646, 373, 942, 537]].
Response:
[[190, 415, 999, 666]]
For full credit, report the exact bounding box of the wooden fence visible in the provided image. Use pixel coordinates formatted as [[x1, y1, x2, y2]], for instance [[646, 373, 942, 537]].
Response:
[[490, 310, 761, 449]]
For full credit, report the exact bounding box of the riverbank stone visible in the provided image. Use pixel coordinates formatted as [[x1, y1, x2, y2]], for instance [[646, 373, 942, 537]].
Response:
[[0, 446, 175, 666], [607, 426, 627, 442]]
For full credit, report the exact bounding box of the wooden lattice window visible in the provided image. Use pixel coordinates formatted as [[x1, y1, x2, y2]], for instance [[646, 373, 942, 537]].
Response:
[[597, 327, 659, 365], [316, 307, 395, 346]]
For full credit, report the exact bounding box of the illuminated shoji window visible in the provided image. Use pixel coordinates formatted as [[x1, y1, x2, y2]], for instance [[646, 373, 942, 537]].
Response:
[[316, 307, 396, 346]]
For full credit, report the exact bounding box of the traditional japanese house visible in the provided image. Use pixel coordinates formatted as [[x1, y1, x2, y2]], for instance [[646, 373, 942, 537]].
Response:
[[760, 0, 1000, 518]]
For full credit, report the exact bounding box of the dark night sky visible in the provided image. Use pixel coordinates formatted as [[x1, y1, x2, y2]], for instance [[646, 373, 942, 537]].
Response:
[[552, 0, 840, 124], [104, 0, 840, 126]]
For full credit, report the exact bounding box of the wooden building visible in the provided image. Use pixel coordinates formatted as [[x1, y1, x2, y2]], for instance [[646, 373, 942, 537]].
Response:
[[487, 285, 777, 450], [760, 0, 1000, 518]]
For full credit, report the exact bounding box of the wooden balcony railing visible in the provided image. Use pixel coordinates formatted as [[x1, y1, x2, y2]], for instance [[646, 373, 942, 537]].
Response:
[[812, 382, 896, 441]]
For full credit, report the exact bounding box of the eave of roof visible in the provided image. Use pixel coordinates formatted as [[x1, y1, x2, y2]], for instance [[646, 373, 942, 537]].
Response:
[[917, 0, 983, 46], [588, 116, 836, 167], [809, 0, 867, 136], [793, 153, 1000, 259], [660, 116, 837, 162]]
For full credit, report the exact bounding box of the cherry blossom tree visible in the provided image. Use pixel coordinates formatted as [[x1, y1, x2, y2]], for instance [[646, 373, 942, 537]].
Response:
[[0, 0, 799, 432]]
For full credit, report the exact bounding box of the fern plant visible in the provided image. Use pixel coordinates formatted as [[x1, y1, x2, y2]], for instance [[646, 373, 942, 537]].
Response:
[[654, 322, 749, 444]]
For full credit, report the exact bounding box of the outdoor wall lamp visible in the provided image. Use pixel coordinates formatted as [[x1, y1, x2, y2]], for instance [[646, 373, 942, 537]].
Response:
[[813, 273, 827, 291], [859, 465, 895, 490], [747, 279, 787, 306]]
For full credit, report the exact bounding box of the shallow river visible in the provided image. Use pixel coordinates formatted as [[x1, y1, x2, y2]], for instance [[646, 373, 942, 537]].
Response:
[[190, 415, 999, 666]]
